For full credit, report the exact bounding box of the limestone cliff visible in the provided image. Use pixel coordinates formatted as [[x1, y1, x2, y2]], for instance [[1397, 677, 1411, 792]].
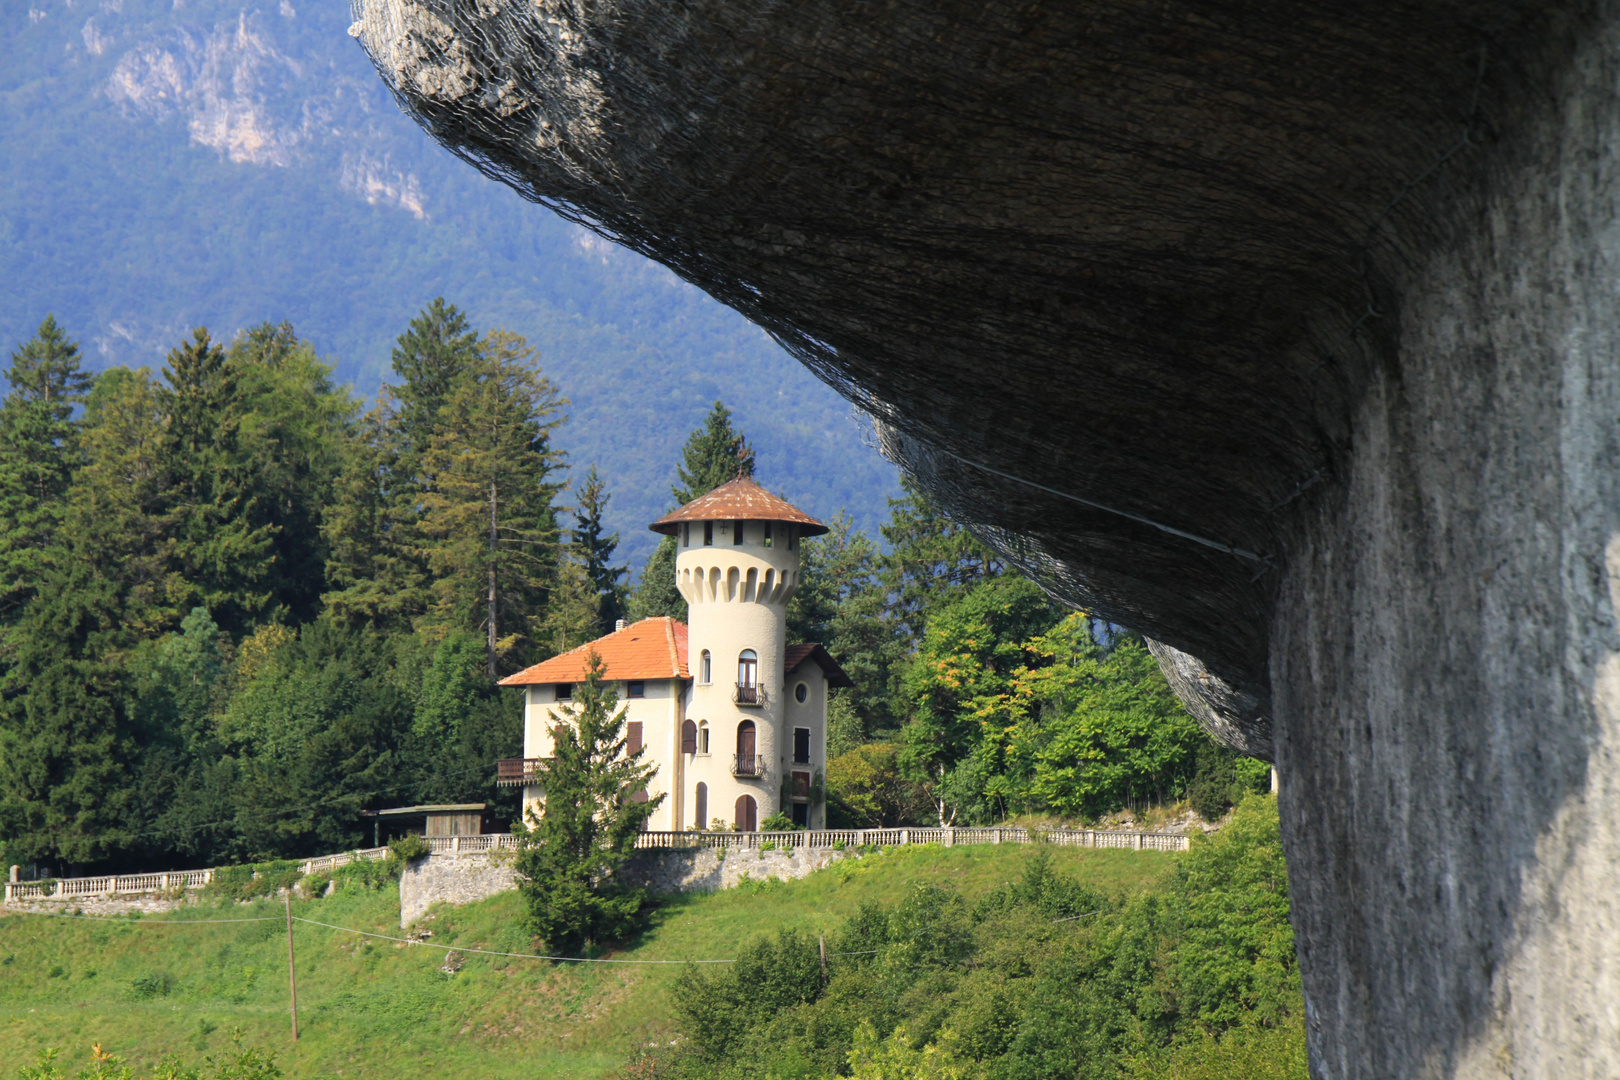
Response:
[[349, 2, 1620, 1076]]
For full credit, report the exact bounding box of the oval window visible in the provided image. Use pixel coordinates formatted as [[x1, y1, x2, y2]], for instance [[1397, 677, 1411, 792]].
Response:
[[794, 682, 809, 704]]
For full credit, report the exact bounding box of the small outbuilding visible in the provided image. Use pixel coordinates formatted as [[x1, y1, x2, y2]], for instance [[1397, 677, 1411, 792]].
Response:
[[360, 804, 490, 847]]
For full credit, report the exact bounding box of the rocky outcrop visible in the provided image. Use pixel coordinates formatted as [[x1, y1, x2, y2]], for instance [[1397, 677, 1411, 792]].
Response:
[[351, 2, 1620, 1075]]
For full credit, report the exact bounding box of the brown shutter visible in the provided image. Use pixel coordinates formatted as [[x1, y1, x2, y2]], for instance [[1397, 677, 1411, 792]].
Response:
[[626, 721, 643, 755], [735, 794, 757, 832], [632, 788, 649, 804], [682, 719, 698, 754], [737, 721, 756, 759], [793, 771, 811, 799]]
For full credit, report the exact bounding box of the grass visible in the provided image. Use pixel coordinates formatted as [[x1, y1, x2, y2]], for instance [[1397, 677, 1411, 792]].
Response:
[[0, 844, 1174, 1079]]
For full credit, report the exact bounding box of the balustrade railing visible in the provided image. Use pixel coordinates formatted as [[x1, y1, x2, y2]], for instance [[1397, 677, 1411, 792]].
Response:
[[495, 757, 546, 786], [3, 824, 1190, 904], [731, 753, 767, 777], [732, 683, 765, 706]]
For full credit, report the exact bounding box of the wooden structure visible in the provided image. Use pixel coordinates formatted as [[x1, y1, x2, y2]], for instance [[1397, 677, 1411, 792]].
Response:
[[360, 804, 489, 847]]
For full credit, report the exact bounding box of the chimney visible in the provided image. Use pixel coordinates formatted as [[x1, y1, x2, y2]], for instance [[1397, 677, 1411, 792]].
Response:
[[615, 619, 627, 633]]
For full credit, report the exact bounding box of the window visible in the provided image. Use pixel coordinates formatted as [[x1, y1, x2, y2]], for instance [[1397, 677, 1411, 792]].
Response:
[[734, 794, 758, 832], [738, 649, 758, 688], [556, 683, 573, 701], [794, 682, 809, 704], [787, 525, 796, 550], [764, 523, 774, 548], [734, 520, 745, 545], [682, 522, 690, 547], [631, 787, 649, 804], [791, 802, 809, 827], [628, 680, 645, 699], [794, 727, 811, 764], [626, 721, 643, 755], [700, 650, 712, 684], [694, 783, 708, 829], [698, 721, 710, 755], [704, 521, 713, 545], [792, 770, 811, 799], [682, 719, 698, 754], [736, 720, 756, 761]]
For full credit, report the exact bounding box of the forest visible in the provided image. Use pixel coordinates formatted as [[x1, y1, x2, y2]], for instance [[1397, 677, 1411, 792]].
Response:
[[0, 307, 1264, 877]]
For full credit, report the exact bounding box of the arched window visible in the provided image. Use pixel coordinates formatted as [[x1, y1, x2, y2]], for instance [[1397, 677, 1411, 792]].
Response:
[[734, 794, 758, 833], [698, 721, 710, 755], [694, 783, 708, 830], [738, 649, 758, 688], [735, 720, 757, 774], [700, 650, 712, 684], [682, 719, 698, 755]]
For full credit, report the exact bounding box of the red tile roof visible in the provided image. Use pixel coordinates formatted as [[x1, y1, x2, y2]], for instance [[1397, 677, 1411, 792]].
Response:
[[498, 618, 690, 686], [649, 477, 828, 536], [785, 642, 855, 688]]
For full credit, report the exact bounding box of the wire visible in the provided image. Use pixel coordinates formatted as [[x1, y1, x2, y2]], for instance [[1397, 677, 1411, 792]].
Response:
[[0, 909, 278, 923], [289, 915, 736, 964]]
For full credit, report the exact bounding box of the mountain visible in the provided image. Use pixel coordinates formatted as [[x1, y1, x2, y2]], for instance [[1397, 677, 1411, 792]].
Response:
[[0, 0, 898, 567]]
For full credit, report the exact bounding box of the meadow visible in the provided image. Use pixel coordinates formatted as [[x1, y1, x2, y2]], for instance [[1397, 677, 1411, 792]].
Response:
[[0, 845, 1175, 1079]]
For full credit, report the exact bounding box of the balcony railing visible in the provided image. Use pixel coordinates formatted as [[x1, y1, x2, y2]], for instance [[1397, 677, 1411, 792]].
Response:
[[496, 758, 546, 787], [733, 683, 767, 706], [732, 753, 767, 778]]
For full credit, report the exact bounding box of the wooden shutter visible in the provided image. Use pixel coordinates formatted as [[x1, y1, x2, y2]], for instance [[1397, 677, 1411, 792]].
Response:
[[735, 794, 757, 832], [682, 719, 698, 754], [737, 721, 756, 759], [793, 771, 811, 799], [694, 783, 708, 828], [626, 721, 643, 755]]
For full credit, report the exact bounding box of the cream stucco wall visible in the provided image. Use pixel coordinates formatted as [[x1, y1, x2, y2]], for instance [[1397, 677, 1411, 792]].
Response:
[[521, 677, 686, 831]]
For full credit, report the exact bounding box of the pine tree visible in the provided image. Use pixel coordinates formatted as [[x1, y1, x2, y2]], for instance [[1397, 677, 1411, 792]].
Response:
[[630, 401, 755, 622], [156, 328, 278, 636], [513, 650, 661, 954], [418, 330, 566, 675], [0, 316, 94, 622], [881, 474, 1003, 649], [572, 465, 627, 635], [388, 298, 479, 473], [672, 400, 754, 505]]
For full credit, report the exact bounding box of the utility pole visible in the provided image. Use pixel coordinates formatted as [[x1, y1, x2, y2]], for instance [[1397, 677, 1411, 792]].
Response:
[[285, 894, 299, 1042]]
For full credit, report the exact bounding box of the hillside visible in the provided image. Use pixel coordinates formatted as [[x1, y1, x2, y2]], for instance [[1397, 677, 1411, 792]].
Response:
[[0, 845, 1176, 1079], [0, 1, 897, 565]]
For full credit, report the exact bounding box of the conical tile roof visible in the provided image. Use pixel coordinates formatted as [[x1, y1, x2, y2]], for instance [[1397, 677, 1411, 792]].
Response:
[[649, 477, 828, 536]]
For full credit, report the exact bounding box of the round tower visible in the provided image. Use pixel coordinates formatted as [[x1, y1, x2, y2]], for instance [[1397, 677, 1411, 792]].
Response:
[[650, 478, 827, 831]]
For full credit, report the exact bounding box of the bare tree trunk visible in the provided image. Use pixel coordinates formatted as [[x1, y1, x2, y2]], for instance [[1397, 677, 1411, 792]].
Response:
[[488, 479, 498, 678]]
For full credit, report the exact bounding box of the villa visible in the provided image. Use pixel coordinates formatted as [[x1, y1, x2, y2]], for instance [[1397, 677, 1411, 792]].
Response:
[[495, 478, 852, 831]]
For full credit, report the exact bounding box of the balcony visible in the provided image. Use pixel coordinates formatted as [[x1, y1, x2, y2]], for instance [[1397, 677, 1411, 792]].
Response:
[[732, 753, 767, 778], [495, 758, 546, 787], [733, 683, 767, 706]]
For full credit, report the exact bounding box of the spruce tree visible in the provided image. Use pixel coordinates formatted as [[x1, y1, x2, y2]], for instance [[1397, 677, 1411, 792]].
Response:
[[157, 328, 277, 636], [514, 650, 661, 954], [630, 401, 755, 622], [389, 298, 479, 470], [0, 316, 93, 622], [572, 464, 627, 635], [418, 330, 566, 675]]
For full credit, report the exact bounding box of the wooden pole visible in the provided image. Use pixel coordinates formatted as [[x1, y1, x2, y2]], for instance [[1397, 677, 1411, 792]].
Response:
[[285, 893, 299, 1042]]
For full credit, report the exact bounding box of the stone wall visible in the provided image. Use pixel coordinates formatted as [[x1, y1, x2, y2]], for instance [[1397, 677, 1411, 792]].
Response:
[[398, 851, 518, 927], [396, 845, 854, 927], [3, 895, 193, 917]]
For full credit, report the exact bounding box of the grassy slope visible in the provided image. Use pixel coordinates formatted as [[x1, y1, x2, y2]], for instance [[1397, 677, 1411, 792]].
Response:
[[0, 847, 1174, 1080]]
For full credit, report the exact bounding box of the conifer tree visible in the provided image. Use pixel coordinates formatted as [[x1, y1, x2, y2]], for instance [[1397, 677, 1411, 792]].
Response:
[[418, 330, 566, 675], [572, 465, 627, 635], [0, 316, 93, 622], [157, 328, 278, 636], [389, 298, 479, 473], [630, 401, 755, 622], [514, 650, 661, 954]]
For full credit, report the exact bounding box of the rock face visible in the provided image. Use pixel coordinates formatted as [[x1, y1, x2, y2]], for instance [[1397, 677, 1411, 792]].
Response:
[[351, 1, 1620, 1075]]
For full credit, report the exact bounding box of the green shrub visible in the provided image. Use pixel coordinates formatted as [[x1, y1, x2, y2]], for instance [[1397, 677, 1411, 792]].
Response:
[[203, 861, 304, 904], [385, 834, 432, 876], [759, 812, 795, 832], [129, 971, 174, 1000]]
